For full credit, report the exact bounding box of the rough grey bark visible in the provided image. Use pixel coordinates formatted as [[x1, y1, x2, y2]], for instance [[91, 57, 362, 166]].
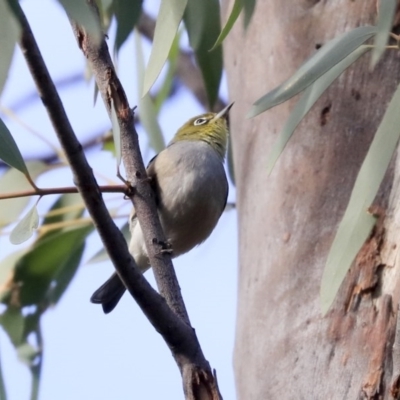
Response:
[[223, 1, 400, 398]]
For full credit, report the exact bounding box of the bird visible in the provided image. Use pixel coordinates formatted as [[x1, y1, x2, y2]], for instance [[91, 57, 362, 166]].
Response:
[[91, 102, 233, 313]]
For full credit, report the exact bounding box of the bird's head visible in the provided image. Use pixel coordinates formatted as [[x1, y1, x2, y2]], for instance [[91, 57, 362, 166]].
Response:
[[171, 102, 234, 159]]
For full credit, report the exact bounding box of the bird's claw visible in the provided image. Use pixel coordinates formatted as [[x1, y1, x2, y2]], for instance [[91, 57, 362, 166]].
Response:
[[152, 238, 173, 254]]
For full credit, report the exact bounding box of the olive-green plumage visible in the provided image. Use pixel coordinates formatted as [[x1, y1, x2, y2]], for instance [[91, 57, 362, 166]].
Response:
[[91, 103, 233, 313]]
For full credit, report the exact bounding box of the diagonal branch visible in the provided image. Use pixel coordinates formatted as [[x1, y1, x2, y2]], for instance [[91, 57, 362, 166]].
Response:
[[13, 1, 221, 398]]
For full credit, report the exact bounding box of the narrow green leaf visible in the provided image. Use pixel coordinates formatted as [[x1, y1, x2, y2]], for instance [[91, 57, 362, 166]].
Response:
[[14, 225, 92, 306], [183, 0, 205, 50], [113, 0, 143, 52], [57, 0, 101, 43], [0, 118, 28, 174], [0, 307, 24, 346], [87, 222, 130, 264], [0, 250, 26, 303], [135, 30, 165, 152], [0, 162, 47, 228], [9, 201, 39, 245], [154, 32, 180, 113], [248, 26, 377, 118], [47, 241, 85, 305], [0, 0, 20, 97], [210, 0, 243, 50], [266, 45, 370, 174], [99, 0, 113, 11], [142, 0, 187, 96], [321, 81, 400, 315], [184, 0, 223, 108], [371, 0, 397, 69], [243, 0, 256, 29], [110, 99, 121, 167]]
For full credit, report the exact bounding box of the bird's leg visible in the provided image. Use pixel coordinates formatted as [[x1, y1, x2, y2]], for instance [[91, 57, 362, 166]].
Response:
[[152, 238, 173, 254]]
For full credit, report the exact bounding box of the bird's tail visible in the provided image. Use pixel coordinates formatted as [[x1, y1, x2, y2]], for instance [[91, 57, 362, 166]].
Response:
[[90, 273, 126, 314]]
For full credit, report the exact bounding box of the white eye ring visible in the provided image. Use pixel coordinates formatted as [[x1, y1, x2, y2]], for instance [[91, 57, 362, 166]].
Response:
[[194, 117, 208, 126]]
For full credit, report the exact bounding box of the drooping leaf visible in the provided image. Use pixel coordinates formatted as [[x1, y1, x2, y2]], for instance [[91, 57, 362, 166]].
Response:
[[154, 32, 180, 113], [0, 250, 26, 303], [248, 26, 377, 118], [0, 162, 48, 228], [113, 0, 143, 52], [0, 118, 28, 174], [321, 81, 400, 315], [142, 0, 186, 96], [99, 0, 113, 11], [0, 307, 24, 346], [0, 0, 20, 97], [243, 0, 256, 29], [57, 0, 101, 43], [13, 225, 92, 306], [184, 0, 223, 108], [46, 241, 85, 305], [9, 201, 39, 245], [210, 0, 243, 50], [266, 45, 371, 174], [370, 0, 397, 69], [135, 30, 165, 152]]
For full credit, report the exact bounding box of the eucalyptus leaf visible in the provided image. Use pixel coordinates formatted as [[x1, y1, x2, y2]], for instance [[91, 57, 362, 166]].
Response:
[[321, 81, 400, 315], [243, 0, 256, 29], [248, 26, 377, 118], [135, 30, 165, 152], [370, 0, 397, 69], [184, 0, 222, 108], [0, 307, 24, 346], [9, 202, 39, 245], [210, 0, 243, 50], [113, 0, 143, 52], [142, 0, 187, 96], [0, 161, 48, 228], [266, 45, 371, 174], [0, 250, 26, 303], [154, 33, 180, 113], [0, 0, 20, 97], [57, 0, 101, 43], [47, 241, 85, 305], [14, 225, 92, 306], [0, 118, 28, 174]]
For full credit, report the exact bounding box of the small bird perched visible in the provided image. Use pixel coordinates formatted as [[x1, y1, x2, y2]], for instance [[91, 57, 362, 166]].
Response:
[[91, 103, 233, 313]]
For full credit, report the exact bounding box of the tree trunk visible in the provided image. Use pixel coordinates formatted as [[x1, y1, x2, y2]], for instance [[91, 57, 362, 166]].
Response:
[[223, 0, 400, 398]]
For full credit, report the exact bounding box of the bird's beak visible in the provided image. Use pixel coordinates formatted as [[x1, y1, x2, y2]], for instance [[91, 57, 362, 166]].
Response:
[[214, 102, 234, 120]]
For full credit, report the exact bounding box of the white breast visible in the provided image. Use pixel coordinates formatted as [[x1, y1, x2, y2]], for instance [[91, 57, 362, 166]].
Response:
[[129, 141, 228, 266]]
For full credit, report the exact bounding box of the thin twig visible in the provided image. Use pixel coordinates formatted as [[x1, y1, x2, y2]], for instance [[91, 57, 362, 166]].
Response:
[[0, 184, 126, 200]]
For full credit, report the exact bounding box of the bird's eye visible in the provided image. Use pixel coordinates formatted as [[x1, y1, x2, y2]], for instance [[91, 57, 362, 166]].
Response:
[[194, 117, 208, 126]]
